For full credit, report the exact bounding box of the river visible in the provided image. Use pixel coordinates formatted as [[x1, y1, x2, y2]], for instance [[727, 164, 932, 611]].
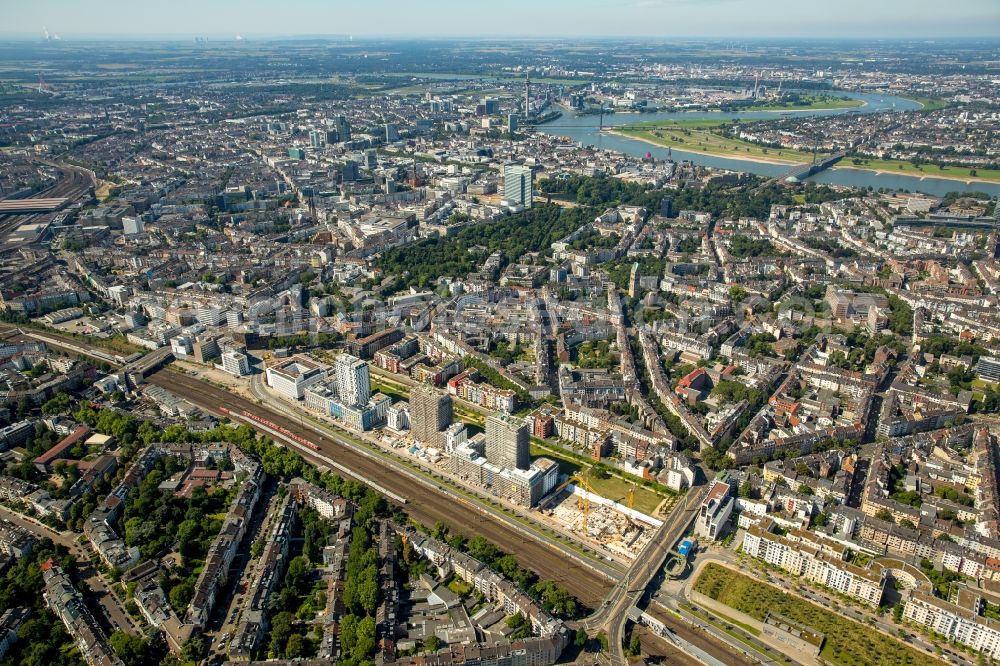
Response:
[[537, 92, 1000, 198]]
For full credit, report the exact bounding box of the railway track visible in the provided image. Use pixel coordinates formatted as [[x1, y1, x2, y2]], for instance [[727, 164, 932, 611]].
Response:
[[0, 163, 94, 237], [147, 368, 613, 609], [645, 603, 756, 666]]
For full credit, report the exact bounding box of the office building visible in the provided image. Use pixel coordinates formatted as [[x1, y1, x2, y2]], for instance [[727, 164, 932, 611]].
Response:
[[660, 196, 673, 217], [335, 116, 352, 143], [266, 357, 327, 400], [385, 123, 399, 142], [485, 413, 529, 471], [342, 160, 360, 182], [309, 130, 323, 148], [904, 590, 1000, 658], [365, 149, 378, 170], [122, 216, 145, 236], [195, 303, 224, 327], [410, 384, 452, 446], [742, 519, 886, 607], [507, 114, 519, 133], [193, 334, 222, 363], [221, 350, 250, 377], [387, 402, 409, 431], [335, 353, 370, 408], [503, 163, 533, 209], [695, 478, 734, 540]]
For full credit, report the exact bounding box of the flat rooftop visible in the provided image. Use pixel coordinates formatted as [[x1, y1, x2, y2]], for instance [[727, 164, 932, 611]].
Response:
[[0, 198, 69, 214]]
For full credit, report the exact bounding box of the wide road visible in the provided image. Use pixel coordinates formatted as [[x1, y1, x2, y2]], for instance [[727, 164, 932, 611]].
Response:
[[595, 484, 709, 665], [147, 368, 614, 609]]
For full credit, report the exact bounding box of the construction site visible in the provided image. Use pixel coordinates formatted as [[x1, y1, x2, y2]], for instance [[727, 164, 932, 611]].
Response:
[[540, 479, 660, 563]]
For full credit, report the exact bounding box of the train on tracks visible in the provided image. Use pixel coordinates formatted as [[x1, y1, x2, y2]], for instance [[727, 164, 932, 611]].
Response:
[[218, 405, 320, 451], [216, 405, 409, 505]]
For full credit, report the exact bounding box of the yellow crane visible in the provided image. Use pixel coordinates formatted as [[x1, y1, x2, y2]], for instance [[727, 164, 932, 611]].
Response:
[[547, 472, 596, 534], [572, 474, 595, 535], [623, 487, 638, 529]]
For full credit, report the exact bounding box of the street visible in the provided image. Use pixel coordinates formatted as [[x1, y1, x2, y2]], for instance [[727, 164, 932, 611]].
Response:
[[0, 505, 140, 636]]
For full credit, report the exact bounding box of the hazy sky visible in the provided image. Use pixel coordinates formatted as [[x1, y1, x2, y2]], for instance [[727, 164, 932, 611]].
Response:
[[7, 0, 1000, 38]]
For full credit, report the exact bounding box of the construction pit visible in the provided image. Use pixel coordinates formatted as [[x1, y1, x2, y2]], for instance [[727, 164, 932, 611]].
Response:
[[542, 485, 660, 562]]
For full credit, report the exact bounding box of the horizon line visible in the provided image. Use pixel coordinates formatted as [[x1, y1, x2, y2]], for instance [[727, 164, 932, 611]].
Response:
[[2, 32, 999, 42]]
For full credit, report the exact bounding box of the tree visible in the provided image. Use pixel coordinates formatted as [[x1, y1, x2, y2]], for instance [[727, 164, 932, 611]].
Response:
[[269, 611, 294, 657], [352, 615, 377, 662], [285, 633, 306, 658], [357, 566, 379, 615], [285, 555, 311, 595], [424, 635, 442, 653], [109, 631, 150, 666], [340, 613, 359, 652], [169, 580, 195, 615], [181, 636, 206, 662], [175, 519, 200, 562], [627, 633, 642, 657], [41, 392, 73, 415], [701, 447, 733, 471], [875, 508, 895, 524], [466, 536, 500, 564]]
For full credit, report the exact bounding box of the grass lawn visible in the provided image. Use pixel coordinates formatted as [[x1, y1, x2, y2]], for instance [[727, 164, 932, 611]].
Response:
[[580, 470, 664, 515], [616, 121, 814, 163], [529, 441, 668, 515], [745, 95, 863, 112], [682, 601, 761, 636], [836, 157, 1000, 183], [369, 377, 410, 403], [447, 577, 473, 596], [900, 95, 951, 111], [371, 375, 485, 428], [694, 563, 939, 666]]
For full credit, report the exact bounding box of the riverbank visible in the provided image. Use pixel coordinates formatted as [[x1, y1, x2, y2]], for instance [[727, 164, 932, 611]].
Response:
[[723, 96, 864, 113], [898, 95, 951, 111], [830, 164, 1000, 185], [606, 129, 800, 166], [608, 129, 1000, 185]]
